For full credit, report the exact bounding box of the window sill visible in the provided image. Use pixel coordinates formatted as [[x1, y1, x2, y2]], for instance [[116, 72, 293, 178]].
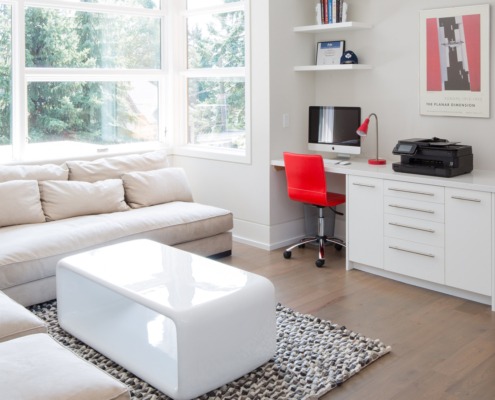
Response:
[[172, 144, 251, 164], [1, 141, 168, 165]]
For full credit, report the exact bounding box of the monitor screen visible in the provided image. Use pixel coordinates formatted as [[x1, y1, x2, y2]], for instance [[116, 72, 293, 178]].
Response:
[[308, 106, 361, 156]]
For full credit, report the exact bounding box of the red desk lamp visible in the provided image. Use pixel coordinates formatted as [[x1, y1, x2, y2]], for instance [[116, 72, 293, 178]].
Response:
[[356, 113, 386, 165]]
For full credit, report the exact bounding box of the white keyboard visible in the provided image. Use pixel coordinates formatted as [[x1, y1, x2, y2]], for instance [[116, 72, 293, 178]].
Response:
[[323, 159, 352, 166], [323, 159, 341, 165]]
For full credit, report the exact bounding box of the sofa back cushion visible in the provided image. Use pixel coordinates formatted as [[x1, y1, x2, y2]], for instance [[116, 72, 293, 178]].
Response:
[[122, 167, 193, 208], [39, 179, 130, 221], [65, 150, 168, 183], [0, 164, 68, 183], [0, 180, 46, 228]]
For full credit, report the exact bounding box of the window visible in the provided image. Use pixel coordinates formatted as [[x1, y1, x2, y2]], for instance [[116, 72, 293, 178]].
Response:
[[0, 0, 248, 163], [178, 0, 249, 162]]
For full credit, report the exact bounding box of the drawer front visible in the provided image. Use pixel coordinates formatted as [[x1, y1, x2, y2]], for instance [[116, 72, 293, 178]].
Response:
[[384, 214, 444, 247], [384, 196, 445, 223], [384, 237, 445, 284], [384, 180, 444, 204]]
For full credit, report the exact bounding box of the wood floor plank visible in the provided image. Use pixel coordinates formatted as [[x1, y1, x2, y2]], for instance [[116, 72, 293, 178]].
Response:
[[219, 241, 495, 400]]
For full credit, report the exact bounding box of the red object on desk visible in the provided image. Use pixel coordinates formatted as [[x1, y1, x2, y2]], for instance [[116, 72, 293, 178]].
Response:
[[356, 113, 387, 165]]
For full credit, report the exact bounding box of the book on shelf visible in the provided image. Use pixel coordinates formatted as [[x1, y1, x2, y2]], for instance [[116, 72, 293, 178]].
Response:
[[319, 0, 345, 24]]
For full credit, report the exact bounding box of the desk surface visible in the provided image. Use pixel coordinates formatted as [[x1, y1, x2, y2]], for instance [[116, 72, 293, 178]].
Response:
[[271, 158, 495, 193]]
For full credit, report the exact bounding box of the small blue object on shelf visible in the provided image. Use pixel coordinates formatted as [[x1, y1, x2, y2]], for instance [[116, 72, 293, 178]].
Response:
[[340, 50, 358, 64]]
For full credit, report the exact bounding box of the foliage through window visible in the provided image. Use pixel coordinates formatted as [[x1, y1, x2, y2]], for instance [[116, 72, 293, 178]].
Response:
[[185, 1, 247, 152], [0, 0, 248, 161], [0, 4, 11, 146]]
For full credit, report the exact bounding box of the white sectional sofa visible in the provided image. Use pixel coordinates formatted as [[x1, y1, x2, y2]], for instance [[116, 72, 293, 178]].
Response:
[[0, 150, 233, 307], [0, 291, 131, 399]]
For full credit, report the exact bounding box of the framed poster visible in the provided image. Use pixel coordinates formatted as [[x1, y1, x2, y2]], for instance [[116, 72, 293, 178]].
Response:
[[419, 4, 490, 118], [316, 40, 345, 65]]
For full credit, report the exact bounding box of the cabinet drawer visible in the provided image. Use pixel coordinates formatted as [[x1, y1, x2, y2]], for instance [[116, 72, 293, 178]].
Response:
[[384, 237, 444, 284], [384, 214, 444, 247], [384, 180, 444, 203], [384, 196, 444, 222]]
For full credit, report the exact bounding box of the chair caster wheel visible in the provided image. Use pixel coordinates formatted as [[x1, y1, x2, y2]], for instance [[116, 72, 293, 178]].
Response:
[[283, 251, 292, 259], [315, 259, 325, 268], [335, 244, 343, 251]]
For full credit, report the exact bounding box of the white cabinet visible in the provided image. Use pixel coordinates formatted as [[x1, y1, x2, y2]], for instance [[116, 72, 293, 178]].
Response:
[[347, 176, 383, 268], [445, 188, 492, 296]]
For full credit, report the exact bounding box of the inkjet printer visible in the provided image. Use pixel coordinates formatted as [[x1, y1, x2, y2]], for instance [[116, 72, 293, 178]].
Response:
[[392, 137, 473, 178]]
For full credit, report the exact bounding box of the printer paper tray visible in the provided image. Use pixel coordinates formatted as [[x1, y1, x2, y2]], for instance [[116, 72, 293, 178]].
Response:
[[392, 162, 471, 178]]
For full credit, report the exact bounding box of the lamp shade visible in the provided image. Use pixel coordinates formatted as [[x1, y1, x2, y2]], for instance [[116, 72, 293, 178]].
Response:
[[356, 118, 370, 137], [356, 113, 386, 165]]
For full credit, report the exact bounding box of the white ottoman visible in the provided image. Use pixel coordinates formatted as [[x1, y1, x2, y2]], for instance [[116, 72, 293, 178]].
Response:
[[57, 239, 276, 400], [0, 290, 46, 343], [0, 333, 130, 400]]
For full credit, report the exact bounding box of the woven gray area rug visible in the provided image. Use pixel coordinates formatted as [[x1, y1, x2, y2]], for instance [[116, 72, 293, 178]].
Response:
[[29, 301, 390, 400]]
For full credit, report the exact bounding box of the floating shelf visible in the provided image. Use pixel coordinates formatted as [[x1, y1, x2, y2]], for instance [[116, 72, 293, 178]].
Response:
[[294, 64, 372, 72], [293, 21, 372, 34]]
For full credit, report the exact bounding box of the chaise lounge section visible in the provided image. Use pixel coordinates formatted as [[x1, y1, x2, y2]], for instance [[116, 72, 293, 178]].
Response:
[[0, 290, 131, 400]]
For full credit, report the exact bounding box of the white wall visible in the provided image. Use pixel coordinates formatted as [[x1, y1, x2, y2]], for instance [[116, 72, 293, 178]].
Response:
[[176, 0, 495, 250], [310, 0, 495, 170]]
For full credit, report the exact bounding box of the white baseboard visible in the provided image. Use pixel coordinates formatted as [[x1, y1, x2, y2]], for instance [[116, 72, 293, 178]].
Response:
[[350, 262, 491, 307]]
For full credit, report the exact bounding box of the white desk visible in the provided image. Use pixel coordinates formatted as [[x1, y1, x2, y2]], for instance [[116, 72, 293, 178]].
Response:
[[272, 158, 495, 311]]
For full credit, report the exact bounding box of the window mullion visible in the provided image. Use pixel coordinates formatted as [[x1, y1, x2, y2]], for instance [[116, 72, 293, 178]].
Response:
[[26, 0, 163, 18], [25, 68, 165, 82]]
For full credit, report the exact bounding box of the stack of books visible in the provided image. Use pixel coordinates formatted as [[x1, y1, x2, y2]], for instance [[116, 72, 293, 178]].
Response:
[[319, 0, 345, 24]]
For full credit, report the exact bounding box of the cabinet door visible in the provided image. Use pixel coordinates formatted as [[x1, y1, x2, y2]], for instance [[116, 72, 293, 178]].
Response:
[[445, 188, 492, 296], [348, 176, 383, 268]]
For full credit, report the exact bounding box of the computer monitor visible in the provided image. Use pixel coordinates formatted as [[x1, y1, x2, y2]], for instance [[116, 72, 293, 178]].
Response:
[[308, 106, 361, 159]]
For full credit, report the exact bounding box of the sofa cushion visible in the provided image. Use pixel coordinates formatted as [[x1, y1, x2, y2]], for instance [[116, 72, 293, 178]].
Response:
[[0, 333, 131, 400], [65, 150, 168, 182], [39, 179, 130, 222], [0, 164, 68, 182], [122, 167, 193, 208], [0, 180, 45, 228], [0, 291, 46, 342]]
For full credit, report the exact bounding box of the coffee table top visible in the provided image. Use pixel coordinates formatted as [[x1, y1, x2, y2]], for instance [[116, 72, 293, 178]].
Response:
[[58, 239, 273, 314]]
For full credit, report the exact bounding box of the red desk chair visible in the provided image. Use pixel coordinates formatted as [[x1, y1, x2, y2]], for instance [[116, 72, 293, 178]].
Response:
[[282, 152, 346, 268]]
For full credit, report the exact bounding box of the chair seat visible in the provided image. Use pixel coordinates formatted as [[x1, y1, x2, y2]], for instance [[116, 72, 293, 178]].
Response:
[[314, 192, 346, 208]]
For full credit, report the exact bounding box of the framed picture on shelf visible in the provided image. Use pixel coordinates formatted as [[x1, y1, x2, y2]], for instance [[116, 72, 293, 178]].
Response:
[[419, 4, 490, 118], [316, 40, 345, 65]]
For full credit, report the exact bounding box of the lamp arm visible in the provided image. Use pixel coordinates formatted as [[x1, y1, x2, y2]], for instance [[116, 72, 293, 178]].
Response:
[[369, 113, 379, 160]]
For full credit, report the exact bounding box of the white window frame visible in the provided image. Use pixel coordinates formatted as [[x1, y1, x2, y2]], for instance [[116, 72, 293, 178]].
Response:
[[4, 0, 167, 163], [1, 0, 250, 164], [171, 0, 251, 164]]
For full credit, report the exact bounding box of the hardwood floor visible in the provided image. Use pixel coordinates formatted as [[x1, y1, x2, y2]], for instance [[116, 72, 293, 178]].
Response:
[[219, 241, 495, 400]]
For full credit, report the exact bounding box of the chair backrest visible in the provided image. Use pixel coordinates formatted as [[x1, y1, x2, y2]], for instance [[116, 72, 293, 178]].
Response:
[[283, 152, 328, 206]]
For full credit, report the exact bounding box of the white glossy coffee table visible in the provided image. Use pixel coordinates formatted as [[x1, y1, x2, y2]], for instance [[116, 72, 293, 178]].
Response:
[[56, 239, 276, 400]]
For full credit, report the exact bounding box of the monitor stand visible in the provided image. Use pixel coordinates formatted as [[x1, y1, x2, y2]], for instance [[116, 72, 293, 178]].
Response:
[[335, 153, 351, 161], [324, 154, 351, 165]]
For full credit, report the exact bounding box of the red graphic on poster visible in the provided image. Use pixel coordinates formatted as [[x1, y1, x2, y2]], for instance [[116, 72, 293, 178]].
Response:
[[426, 14, 480, 92]]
